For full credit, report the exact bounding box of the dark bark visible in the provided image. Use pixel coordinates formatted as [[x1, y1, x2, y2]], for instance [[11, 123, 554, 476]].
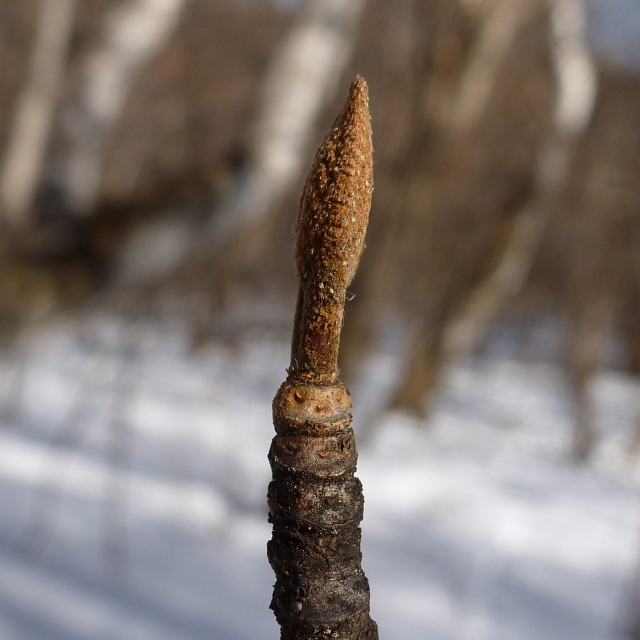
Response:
[[268, 78, 378, 640]]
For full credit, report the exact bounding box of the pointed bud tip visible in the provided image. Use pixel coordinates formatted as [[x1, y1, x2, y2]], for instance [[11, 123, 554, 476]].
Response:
[[352, 75, 369, 101], [332, 76, 370, 141], [296, 76, 373, 287], [291, 77, 374, 375], [350, 75, 368, 99]]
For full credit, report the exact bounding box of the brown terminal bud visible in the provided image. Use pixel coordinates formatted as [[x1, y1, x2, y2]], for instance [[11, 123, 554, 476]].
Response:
[[290, 77, 373, 383]]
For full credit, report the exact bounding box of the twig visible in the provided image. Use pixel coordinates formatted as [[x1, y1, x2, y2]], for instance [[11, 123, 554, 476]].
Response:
[[268, 77, 378, 639]]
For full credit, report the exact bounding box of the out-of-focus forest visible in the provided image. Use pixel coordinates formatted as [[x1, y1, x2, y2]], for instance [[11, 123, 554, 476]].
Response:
[[2, 0, 640, 638], [1, 0, 640, 458]]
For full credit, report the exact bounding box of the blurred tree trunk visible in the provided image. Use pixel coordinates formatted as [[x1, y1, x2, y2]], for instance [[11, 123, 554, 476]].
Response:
[[566, 293, 615, 459], [107, 0, 368, 288], [444, 0, 542, 132], [47, 0, 187, 217], [624, 276, 640, 454], [383, 0, 548, 415], [387, 0, 597, 418], [627, 592, 640, 639], [0, 0, 76, 226], [204, 0, 368, 251]]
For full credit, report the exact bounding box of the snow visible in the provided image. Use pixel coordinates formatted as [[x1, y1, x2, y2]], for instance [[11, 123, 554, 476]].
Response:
[[0, 313, 639, 639], [587, 0, 640, 72]]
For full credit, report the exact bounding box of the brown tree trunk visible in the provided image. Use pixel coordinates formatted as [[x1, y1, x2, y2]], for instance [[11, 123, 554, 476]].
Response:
[[386, 0, 597, 419], [566, 294, 615, 460]]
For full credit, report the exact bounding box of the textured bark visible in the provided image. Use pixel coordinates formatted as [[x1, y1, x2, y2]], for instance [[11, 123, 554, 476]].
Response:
[[268, 78, 378, 640]]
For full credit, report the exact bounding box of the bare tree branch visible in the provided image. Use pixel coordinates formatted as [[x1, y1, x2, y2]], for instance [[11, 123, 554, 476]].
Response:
[[268, 77, 378, 640]]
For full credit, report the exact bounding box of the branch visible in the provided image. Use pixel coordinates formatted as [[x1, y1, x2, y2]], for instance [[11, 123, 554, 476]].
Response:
[[268, 77, 378, 640]]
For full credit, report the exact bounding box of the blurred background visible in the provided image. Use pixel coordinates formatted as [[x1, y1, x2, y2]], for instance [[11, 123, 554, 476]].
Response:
[[0, 0, 640, 637]]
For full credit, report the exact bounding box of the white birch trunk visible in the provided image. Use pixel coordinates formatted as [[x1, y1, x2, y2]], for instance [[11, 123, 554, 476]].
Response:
[[440, 0, 597, 359], [205, 0, 368, 250], [552, 0, 600, 460], [50, 0, 187, 217], [446, 0, 543, 132], [0, 0, 76, 226], [550, 0, 597, 135], [112, 0, 369, 285]]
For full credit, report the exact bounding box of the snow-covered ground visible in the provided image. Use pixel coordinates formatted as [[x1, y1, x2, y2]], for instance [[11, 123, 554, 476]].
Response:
[[0, 313, 639, 640]]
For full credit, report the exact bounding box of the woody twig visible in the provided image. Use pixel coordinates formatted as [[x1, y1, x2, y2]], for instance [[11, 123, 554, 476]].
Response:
[[268, 77, 378, 640]]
